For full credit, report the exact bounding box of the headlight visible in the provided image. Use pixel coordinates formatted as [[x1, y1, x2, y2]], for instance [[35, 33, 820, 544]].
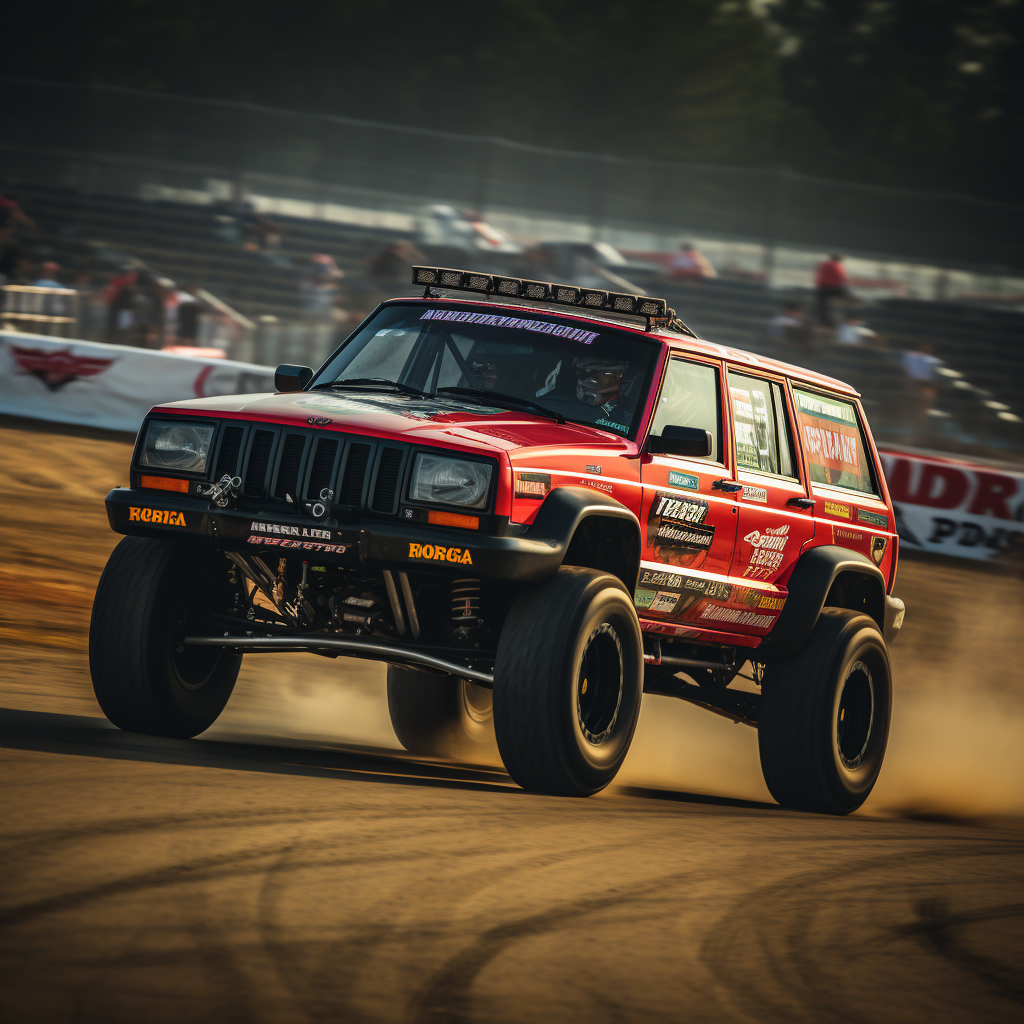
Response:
[[140, 422, 214, 473], [409, 453, 492, 509]]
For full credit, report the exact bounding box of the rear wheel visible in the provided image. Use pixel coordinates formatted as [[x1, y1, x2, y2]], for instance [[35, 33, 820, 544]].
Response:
[[758, 608, 891, 815], [493, 567, 643, 797], [386, 667, 493, 758], [89, 536, 241, 738]]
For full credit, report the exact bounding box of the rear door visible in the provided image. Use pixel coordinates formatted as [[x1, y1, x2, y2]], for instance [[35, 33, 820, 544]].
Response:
[[790, 386, 896, 581], [717, 370, 815, 637], [637, 356, 738, 623]]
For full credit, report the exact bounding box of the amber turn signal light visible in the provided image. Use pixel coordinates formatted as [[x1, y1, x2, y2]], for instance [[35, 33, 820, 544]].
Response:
[[426, 510, 480, 530], [140, 475, 189, 493]]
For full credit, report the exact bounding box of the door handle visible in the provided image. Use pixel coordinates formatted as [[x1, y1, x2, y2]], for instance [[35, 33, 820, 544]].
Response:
[[712, 479, 743, 493], [786, 496, 815, 509]]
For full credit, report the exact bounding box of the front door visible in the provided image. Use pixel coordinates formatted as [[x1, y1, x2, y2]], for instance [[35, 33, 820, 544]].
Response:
[[637, 356, 738, 624], [724, 370, 815, 637]]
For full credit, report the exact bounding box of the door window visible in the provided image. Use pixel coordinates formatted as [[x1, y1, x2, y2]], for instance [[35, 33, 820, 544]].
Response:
[[727, 373, 797, 478], [649, 359, 721, 462], [792, 388, 877, 494]]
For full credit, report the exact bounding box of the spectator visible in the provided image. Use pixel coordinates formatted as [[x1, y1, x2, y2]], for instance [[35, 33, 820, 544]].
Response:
[[669, 241, 717, 281], [903, 341, 942, 444], [74, 270, 103, 340], [31, 261, 64, 289], [814, 253, 850, 326], [300, 254, 344, 322], [768, 300, 811, 347], [368, 241, 425, 292], [836, 312, 878, 346], [173, 283, 205, 345]]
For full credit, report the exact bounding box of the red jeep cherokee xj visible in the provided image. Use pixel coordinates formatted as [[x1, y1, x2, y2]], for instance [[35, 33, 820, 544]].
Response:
[[90, 267, 905, 814]]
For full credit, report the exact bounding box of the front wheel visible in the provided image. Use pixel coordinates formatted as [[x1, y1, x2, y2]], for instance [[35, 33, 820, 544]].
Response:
[[89, 536, 241, 738], [758, 608, 892, 815], [493, 567, 643, 797]]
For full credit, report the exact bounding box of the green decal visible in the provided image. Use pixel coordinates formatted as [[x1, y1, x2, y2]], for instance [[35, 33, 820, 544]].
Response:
[[634, 588, 656, 609], [668, 470, 699, 491], [857, 508, 888, 528]]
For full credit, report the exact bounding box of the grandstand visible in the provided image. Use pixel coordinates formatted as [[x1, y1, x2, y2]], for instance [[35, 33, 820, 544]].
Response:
[[5, 182, 1022, 458]]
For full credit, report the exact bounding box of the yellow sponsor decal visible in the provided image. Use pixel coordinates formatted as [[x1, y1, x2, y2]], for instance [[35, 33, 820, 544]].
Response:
[[823, 500, 850, 519], [757, 595, 786, 610], [128, 507, 187, 527], [408, 542, 473, 565]]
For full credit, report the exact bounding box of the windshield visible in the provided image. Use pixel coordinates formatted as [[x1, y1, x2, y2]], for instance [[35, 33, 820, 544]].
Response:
[[312, 303, 660, 438]]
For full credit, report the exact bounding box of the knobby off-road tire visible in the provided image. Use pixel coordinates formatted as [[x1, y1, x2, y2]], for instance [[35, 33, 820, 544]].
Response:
[[493, 567, 643, 797], [387, 667, 493, 758], [89, 536, 241, 737], [758, 608, 892, 815]]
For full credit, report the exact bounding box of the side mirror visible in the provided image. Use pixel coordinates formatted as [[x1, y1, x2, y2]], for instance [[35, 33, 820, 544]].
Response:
[[645, 425, 713, 458], [275, 364, 313, 392]]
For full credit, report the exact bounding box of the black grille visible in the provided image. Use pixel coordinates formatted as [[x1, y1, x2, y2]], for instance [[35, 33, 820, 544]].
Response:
[[244, 429, 276, 496], [338, 443, 372, 506], [214, 425, 244, 478], [306, 438, 338, 499], [274, 433, 306, 500], [372, 448, 404, 513]]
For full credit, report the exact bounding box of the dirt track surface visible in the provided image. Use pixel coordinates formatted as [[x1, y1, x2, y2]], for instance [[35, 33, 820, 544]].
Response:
[[2, 416, 1023, 1023]]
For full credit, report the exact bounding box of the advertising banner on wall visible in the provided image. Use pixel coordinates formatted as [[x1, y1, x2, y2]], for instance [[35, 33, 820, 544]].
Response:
[[0, 331, 275, 433], [879, 449, 1024, 562]]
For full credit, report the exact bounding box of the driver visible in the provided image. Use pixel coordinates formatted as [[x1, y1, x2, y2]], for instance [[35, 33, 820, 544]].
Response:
[[575, 356, 633, 432]]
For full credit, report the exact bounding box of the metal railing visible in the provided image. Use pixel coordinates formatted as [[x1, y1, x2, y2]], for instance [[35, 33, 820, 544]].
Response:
[[0, 286, 79, 336]]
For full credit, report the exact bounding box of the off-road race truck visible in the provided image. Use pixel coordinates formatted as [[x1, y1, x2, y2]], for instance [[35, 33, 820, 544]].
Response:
[[90, 266, 905, 813]]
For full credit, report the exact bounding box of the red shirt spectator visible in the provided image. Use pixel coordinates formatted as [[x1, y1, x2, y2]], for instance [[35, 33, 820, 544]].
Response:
[[815, 256, 850, 289]]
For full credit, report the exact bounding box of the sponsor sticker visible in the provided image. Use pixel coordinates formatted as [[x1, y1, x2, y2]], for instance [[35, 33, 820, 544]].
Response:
[[250, 521, 331, 539], [823, 500, 851, 519], [742, 485, 768, 503], [514, 472, 551, 499], [741, 524, 791, 579], [834, 527, 865, 545], [668, 470, 699, 491], [648, 492, 714, 566], [581, 478, 613, 493], [650, 591, 680, 614], [420, 308, 599, 344], [634, 588, 656, 609], [408, 542, 473, 565], [857, 508, 888, 529], [586, 465, 602, 475], [757, 594, 786, 610], [248, 535, 348, 554], [128, 507, 186, 527], [639, 569, 683, 589], [699, 605, 775, 628]]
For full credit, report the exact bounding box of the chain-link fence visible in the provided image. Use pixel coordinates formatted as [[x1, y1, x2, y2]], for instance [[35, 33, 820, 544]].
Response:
[[4, 78, 1023, 274]]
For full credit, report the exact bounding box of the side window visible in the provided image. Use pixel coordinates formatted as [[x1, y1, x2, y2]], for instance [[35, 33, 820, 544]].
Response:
[[727, 372, 797, 478], [792, 388, 877, 494], [649, 359, 721, 462]]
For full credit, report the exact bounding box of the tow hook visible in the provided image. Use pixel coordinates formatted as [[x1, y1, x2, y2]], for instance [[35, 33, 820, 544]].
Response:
[[200, 474, 243, 508]]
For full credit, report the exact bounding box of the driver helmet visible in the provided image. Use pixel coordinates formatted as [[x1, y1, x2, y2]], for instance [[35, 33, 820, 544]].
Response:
[[470, 354, 501, 390], [575, 356, 629, 407]]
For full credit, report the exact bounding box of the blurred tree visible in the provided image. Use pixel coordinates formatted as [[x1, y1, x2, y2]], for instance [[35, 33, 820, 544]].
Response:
[[771, 0, 1023, 200], [5, 0, 1021, 201]]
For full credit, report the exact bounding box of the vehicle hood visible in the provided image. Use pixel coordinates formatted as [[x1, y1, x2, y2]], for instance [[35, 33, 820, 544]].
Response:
[[155, 390, 636, 456]]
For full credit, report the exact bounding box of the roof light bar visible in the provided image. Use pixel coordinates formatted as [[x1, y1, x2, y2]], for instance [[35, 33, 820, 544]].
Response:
[[411, 265, 679, 331]]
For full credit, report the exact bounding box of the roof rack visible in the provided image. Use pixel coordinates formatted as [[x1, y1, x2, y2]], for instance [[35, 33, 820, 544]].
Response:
[[411, 266, 697, 337]]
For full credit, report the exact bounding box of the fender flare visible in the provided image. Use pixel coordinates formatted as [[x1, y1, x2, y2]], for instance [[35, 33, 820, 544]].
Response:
[[527, 486, 642, 589], [758, 544, 899, 660]]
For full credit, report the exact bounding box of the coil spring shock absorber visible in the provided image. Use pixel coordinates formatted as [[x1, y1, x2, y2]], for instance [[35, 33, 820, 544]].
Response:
[[451, 578, 480, 639]]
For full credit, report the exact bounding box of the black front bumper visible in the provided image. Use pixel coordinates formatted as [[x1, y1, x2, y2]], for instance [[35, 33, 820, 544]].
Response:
[[105, 487, 567, 581]]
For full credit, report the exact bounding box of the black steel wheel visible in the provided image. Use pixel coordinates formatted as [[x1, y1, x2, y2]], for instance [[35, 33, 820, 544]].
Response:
[[89, 536, 241, 738], [758, 608, 892, 815], [493, 567, 643, 797]]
